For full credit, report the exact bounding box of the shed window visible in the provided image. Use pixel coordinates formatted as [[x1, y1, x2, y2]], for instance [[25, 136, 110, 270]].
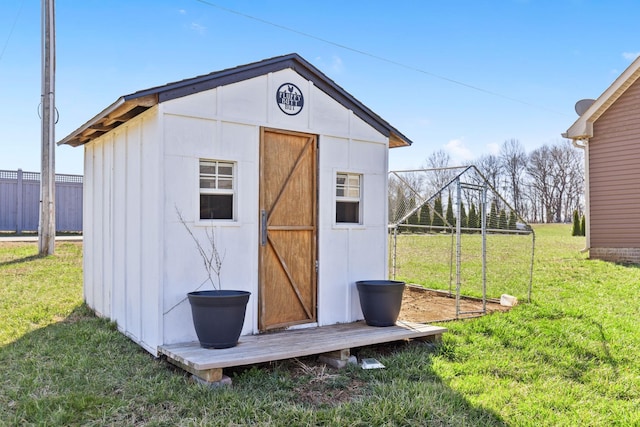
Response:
[[336, 173, 361, 223], [200, 160, 235, 220]]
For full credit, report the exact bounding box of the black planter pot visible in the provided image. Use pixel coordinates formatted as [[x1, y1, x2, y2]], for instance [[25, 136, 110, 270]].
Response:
[[187, 290, 251, 349], [356, 280, 405, 327]]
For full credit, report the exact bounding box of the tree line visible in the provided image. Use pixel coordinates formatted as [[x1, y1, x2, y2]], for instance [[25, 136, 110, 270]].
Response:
[[488, 139, 584, 223], [403, 193, 522, 233], [392, 139, 584, 225]]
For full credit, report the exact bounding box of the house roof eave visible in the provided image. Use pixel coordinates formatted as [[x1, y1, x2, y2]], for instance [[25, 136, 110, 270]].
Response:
[[564, 56, 640, 141], [563, 121, 593, 141], [57, 94, 158, 147]]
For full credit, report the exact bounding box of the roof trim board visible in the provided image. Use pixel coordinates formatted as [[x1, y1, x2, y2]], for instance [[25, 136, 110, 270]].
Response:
[[564, 55, 640, 140], [58, 53, 412, 148]]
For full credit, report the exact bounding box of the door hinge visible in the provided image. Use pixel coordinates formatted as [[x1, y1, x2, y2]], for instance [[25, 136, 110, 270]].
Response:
[[315, 260, 319, 272]]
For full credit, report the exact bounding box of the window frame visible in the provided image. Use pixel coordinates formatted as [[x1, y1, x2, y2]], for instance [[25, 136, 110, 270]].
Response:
[[198, 159, 237, 222], [335, 172, 363, 225]]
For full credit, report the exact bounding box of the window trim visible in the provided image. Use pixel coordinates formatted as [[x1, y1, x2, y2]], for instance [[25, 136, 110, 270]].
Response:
[[198, 159, 237, 222], [335, 171, 363, 225]]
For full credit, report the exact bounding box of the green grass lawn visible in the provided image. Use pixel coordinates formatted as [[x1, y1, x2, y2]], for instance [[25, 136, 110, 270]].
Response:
[[391, 229, 535, 300], [1, 227, 639, 426]]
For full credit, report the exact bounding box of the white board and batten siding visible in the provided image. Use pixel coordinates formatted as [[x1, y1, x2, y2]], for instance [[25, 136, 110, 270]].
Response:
[[160, 69, 390, 347], [83, 109, 162, 354], [82, 65, 396, 354]]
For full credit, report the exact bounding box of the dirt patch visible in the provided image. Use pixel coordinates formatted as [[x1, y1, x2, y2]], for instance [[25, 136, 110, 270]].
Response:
[[399, 285, 511, 323], [286, 288, 513, 409], [290, 359, 366, 408]]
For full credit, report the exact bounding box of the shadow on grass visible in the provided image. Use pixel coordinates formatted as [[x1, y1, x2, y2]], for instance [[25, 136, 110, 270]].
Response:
[[0, 254, 44, 267], [538, 308, 620, 372], [222, 339, 509, 426], [0, 304, 509, 426], [0, 304, 180, 425], [613, 261, 640, 269]]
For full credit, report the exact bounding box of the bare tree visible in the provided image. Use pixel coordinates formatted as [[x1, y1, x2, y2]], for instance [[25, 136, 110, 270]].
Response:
[[564, 153, 585, 219], [526, 145, 555, 222], [411, 139, 585, 224], [462, 154, 500, 213], [521, 183, 540, 223], [549, 140, 584, 222], [476, 154, 502, 191], [388, 171, 425, 224], [388, 174, 408, 224], [525, 140, 584, 223], [500, 139, 527, 215], [422, 150, 455, 196]]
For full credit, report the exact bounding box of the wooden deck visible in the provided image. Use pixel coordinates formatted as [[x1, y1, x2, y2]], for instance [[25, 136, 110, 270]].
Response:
[[159, 320, 447, 383]]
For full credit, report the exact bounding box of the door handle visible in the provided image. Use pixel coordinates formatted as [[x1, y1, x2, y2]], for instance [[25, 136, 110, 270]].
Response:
[[261, 210, 267, 246]]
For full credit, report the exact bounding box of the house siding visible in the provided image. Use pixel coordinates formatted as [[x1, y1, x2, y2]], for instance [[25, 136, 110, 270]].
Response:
[[589, 76, 640, 262]]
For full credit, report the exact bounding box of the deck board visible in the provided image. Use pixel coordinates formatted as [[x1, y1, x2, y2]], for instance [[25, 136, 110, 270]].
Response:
[[158, 320, 447, 372]]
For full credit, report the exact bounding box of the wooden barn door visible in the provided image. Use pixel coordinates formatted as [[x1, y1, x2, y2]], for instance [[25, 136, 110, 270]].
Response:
[[259, 128, 317, 331]]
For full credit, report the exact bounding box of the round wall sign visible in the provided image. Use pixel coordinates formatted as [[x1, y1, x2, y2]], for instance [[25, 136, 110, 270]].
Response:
[[276, 83, 304, 115]]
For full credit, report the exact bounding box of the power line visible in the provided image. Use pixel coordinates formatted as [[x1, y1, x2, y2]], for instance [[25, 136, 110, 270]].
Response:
[[0, 0, 26, 65], [194, 0, 568, 116]]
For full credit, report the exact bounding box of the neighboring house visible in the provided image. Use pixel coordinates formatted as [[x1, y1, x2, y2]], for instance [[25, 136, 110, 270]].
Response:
[[58, 53, 412, 355], [563, 55, 640, 263]]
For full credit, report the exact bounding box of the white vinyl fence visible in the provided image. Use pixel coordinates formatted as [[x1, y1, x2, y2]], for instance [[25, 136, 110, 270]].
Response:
[[0, 169, 83, 233]]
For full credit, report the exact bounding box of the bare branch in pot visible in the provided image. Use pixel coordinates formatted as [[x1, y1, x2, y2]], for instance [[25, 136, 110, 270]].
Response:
[[175, 206, 226, 290]]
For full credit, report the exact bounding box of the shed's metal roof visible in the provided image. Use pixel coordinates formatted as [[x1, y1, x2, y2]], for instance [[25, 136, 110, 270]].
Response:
[[58, 53, 412, 148]]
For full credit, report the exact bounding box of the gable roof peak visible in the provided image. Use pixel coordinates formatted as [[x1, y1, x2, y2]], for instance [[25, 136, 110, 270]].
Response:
[[58, 53, 412, 148], [564, 55, 640, 140]]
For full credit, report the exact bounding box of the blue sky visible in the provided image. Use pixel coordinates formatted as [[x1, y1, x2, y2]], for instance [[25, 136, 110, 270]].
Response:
[[0, 0, 638, 175]]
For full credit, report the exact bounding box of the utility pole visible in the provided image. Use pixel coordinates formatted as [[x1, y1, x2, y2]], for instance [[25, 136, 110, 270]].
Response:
[[39, 0, 56, 255]]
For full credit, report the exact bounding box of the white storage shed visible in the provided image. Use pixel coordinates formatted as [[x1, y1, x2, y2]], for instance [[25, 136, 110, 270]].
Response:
[[59, 53, 412, 355]]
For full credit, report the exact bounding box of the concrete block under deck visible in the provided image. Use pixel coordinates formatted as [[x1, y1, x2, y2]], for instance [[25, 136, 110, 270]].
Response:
[[158, 320, 447, 384]]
